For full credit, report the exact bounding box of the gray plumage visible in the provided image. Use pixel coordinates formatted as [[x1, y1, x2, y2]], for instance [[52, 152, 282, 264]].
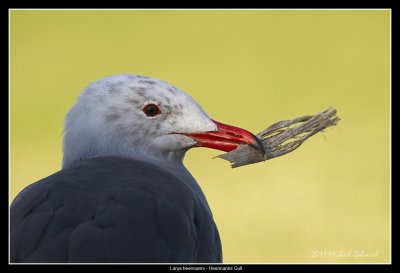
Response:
[[10, 156, 222, 263]]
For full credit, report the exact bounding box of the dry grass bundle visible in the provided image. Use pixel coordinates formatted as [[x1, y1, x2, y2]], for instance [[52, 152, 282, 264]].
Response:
[[217, 107, 340, 168]]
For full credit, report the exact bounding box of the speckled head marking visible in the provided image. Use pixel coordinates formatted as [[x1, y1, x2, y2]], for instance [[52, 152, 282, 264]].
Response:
[[138, 79, 157, 85], [63, 74, 217, 168]]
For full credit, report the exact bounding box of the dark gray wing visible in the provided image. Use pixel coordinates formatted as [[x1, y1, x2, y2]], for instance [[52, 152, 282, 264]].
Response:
[[10, 156, 222, 263]]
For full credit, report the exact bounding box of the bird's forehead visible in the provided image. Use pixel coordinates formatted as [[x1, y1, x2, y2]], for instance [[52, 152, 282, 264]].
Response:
[[80, 74, 208, 121], [85, 74, 191, 104]]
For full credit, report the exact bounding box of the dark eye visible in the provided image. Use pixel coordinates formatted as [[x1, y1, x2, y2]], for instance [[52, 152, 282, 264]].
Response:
[[142, 103, 161, 117]]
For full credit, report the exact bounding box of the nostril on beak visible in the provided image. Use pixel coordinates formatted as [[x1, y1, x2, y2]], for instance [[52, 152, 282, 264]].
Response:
[[226, 132, 242, 138]]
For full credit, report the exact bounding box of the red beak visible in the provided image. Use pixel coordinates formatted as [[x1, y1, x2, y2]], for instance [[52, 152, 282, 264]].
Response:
[[184, 120, 265, 153]]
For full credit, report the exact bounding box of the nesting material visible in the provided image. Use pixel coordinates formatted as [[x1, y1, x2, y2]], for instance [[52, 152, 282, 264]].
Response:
[[217, 107, 340, 168]]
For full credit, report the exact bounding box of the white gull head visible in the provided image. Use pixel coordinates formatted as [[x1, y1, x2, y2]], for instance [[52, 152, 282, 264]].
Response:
[[62, 74, 262, 168]]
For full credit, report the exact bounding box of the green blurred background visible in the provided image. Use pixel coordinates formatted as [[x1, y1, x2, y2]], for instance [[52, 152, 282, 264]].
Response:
[[10, 10, 390, 263]]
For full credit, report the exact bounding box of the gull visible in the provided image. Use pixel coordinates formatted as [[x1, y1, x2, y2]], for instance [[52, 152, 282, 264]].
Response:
[[10, 74, 264, 263]]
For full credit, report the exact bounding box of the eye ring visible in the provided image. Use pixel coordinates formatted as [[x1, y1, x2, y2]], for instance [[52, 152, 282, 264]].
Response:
[[142, 103, 161, 117]]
